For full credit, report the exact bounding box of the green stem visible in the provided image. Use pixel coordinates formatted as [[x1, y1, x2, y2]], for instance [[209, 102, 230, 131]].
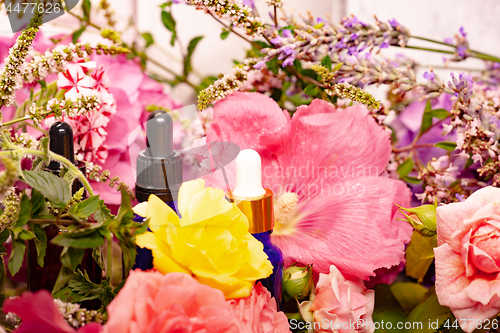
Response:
[[1, 110, 52, 128], [106, 234, 112, 286], [0, 148, 94, 196]]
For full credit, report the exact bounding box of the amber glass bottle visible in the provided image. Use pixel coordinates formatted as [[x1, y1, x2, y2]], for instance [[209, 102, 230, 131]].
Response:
[[26, 122, 102, 309]]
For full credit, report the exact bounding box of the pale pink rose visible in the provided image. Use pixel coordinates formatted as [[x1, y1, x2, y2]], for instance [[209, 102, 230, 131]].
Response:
[[103, 270, 241, 333], [435, 186, 500, 332], [202, 92, 412, 279], [301, 265, 375, 333], [229, 283, 291, 333]]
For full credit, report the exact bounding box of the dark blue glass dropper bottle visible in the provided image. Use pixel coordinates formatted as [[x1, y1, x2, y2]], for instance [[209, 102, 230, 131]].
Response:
[[226, 149, 284, 310], [133, 110, 182, 271]]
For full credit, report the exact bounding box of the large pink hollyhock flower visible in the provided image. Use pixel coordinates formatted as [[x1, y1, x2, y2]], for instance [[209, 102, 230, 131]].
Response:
[[435, 186, 500, 332], [103, 270, 241, 333], [229, 282, 290, 333], [202, 92, 412, 279], [3, 290, 102, 333], [300, 265, 375, 333]]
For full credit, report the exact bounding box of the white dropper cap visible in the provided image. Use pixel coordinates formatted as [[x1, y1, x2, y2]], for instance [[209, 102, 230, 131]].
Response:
[[232, 149, 266, 198]]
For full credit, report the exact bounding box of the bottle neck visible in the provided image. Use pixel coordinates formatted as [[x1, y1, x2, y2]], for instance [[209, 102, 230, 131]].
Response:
[[252, 230, 273, 244]]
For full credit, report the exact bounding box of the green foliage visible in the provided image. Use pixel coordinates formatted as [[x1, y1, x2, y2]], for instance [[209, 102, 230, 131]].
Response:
[[397, 158, 414, 178], [220, 28, 230, 40], [67, 196, 102, 222], [372, 284, 407, 333], [405, 232, 437, 282], [31, 225, 47, 267], [110, 189, 149, 273], [304, 84, 319, 97], [72, 26, 86, 44], [51, 225, 106, 249], [8, 237, 25, 276], [161, 10, 177, 46], [435, 141, 457, 151], [14, 193, 30, 228], [22, 171, 71, 209], [55, 270, 124, 309], [321, 55, 333, 69], [142, 32, 154, 48], [30, 189, 48, 218], [184, 36, 203, 77], [404, 293, 452, 333], [82, 0, 91, 22], [420, 101, 449, 135], [390, 282, 428, 315]]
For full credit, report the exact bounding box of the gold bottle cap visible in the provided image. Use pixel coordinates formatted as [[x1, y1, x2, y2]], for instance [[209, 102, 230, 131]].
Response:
[[226, 188, 274, 233]]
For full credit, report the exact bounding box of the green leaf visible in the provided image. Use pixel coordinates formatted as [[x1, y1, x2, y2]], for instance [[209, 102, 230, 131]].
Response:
[[372, 284, 407, 333], [92, 247, 105, 270], [435, 141, 457, 151], [142, 32, 154, 48], [32, 225, 47, 267], [72, 26, 86, 44], [31, 189, 48, 218], [220, 29, 230, 40], [390, 282, 428, 315], [17, 229, 35, 240], [420, 102, 450, 135], [0, 257, 4, 307], [67, 196, 102, 222], [23, 171, 71, 209], [61, 247, 85, 270], [397, 158, 414, 178], [304, 84, 319, 97], [405, 232, 437, 282], [161, 11, 177, 45], [8, 239, 26, 276], [0, 228, 9, 246], [82, 0, 91, 22], [14, 193, 30, 228], [401, 175, 422, 184], [183, 36, 203, 77], [52, 266, 74, 294], [404, 293, 452, 333], [52, 229, 105, 249], [321, 55, 332, 69]]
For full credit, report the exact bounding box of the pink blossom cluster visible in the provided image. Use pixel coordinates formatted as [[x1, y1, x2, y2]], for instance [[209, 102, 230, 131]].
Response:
[[55, 62, 117, 164]]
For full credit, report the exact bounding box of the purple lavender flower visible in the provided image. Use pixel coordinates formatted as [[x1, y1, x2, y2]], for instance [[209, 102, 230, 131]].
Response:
[[388, 18, 400, 28], [444, 37, 453, 44], [350, 33, 359, 40], [316, 17, 328, 25], [455, 193, 466, 202], [380, 40, 390, 49], [423, 71, 435, 81], [457, 46, 467, 57], [283, 55, 295, 67], [282, 29, 292, 38], [459, 26, 467, 37], [342, 15, 366, 28], [254, 61, 266, 69]]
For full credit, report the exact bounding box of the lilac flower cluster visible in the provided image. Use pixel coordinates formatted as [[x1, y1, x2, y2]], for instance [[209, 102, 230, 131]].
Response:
[[258, 14, 410, 68]]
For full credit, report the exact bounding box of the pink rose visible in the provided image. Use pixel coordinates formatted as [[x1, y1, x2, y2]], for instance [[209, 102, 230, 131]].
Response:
[[4, 290, 101, 333], [435, 186, 500, 332], [301, 265, 375, 333], [103, 270, 241, 333], [228, 283, 291, 333]]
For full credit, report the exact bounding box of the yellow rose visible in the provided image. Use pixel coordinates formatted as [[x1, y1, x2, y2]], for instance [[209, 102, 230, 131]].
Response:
[[135, 179, 273, 299]]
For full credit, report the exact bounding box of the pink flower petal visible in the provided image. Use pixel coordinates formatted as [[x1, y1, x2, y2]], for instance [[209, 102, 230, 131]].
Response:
[[273, 177, 411, 278]]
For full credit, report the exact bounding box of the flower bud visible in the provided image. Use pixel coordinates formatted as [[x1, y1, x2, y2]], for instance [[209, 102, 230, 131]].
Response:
[[398, 202, 437, 237], [283, 264, 313, 301]]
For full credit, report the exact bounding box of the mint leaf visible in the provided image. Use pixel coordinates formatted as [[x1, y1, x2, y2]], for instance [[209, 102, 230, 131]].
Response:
[[32, 225, 47, 267], [183, 36, 203, 77], [52, 228, 105, 249], [8, 239, 26, 276], [220, 30, 230, 40], [304, 84, 319, 97], [61, 247, 85, 270], [31, 189, 48, 218], [161, 11, 177, 45], [142, 32, 154, 48], [14, 193, 30, 228], [321, 55, 332, 69], [23, 171, 71, 209], [67, 196, 102, 222]]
